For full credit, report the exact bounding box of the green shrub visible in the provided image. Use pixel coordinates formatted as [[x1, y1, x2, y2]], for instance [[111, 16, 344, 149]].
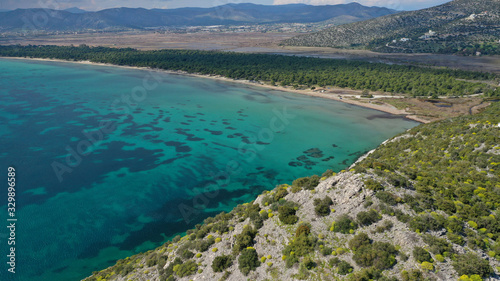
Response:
[[350, 267, 383, 281], [172, 235, 181, 243], [238, 248, 260, 276], [376, 191, 399, 206], [332, 215, 357, 234], [357, 209, 382, 226], [163, 257, 182, 278], [313, 196, 333, 217], [195, 236, 216, 252], [212, 255, 233, 272], [244, 204, 265, 229], [353, 241, 398, 270], [302, 257, 316, 269], [422, 234, 452, 255], [365, 179, 384, 191], [328, 257, 340, 267], [289, 233, 315, 257], [379, 276, 399, 281], [212, 221, 230, 234], [156, 255, 167, 272], [146, 253, 158, 267], [421, 261, 434, 271], [413, 247, 432, 263], [321, 246, 333, 256], [401, 269, 425, 281], [195, 225, 210, 239], [395, 209, 411, 223], [175, 260, 198, 278], [452, 253, 493, 278], [219, 271, 231, 281], [337, 260, 353, 275], [274, 185, 289, 201], [322, 169, 335, 178], [349, 232, 397, 270], [446, 216, 463, 233], [295, 223, 311, 237], [278, 205, 299, 225], [447, 232, 465, 245], [408, 214, 444, 233], [292, 175, 320, 191], [435, 254, 445, 262], [363, 199, 373, 208], [233, 226, 257, 253], [282, 225, 317, 267], [349, 232, 371, 250], [180, 250, 194, 260]]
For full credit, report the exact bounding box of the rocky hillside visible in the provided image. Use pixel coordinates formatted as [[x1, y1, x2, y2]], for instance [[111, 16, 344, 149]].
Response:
[[84, 102, 500, 281], [283, 0, 500, 55]]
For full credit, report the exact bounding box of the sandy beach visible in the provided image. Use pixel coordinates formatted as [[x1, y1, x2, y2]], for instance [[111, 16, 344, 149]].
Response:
[[1, 56, 428, 123]]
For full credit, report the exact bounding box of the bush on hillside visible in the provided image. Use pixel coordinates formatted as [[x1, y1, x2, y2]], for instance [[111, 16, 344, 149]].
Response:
[[413, 247, 433, 263], [452, 253, 493, 278], [238, 248, 260, 276], [212, 255, 233, 272], [357, 209, 382, 226], [331, 215, 357, 234], [278, 205, 299, 225], [314, 196, 333, 217]]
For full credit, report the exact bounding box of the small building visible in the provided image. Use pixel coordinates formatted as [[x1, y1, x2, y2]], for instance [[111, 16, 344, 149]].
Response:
[[420, 30, 437, 39], [400, 38, 411, 42]]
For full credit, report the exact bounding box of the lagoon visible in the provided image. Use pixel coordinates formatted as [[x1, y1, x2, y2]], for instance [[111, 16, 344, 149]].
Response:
[[0, 58, 417, 281]]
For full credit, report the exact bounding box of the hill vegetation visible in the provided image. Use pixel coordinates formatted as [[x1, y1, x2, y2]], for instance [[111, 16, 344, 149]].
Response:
[[0, 45, 498, 97], [283, 0, 500, 55], [83, 101, 500, 281], [0, 3, 397, 32]]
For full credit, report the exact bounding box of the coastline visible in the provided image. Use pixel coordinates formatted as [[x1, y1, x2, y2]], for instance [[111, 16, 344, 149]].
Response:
[[0, 56, 428, 123]]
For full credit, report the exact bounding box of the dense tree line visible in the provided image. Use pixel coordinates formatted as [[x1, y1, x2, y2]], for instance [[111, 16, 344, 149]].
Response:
[[0, 45, 498, 97]]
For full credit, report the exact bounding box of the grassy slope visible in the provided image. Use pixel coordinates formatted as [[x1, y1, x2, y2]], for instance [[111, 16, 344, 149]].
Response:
[[84, 103, 499, 281]]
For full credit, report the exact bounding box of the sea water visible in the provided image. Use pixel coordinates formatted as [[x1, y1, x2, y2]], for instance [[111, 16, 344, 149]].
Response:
[[0, 58, 418, 281]]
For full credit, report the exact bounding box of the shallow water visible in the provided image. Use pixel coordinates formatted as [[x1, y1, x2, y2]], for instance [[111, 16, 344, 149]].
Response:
[[0, 58, 418, 281]]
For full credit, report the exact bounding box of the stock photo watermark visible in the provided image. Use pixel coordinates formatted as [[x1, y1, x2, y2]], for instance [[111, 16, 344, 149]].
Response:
[[51, 70, 165, 182], [178, 106, 296, 224], [6, 167, 16, 274]]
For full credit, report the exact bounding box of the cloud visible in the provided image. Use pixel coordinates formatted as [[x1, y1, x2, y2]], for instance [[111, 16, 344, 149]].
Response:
[[272, 0, 451, 11], [0, 0, 449, 11], [0, 0, 273, 11]]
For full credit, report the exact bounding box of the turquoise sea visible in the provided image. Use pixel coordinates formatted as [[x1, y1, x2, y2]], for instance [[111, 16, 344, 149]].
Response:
[[0, 58, 418, 281]]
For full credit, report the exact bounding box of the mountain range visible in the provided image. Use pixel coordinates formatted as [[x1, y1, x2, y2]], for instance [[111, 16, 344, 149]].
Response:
[[283, 0, 500, 55], [0, 3, 397, 32]]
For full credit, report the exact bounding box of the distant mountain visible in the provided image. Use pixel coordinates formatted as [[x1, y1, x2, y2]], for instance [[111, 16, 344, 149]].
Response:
[[64, 7, 87, 14], [282, 0, 500, 55], [0, 3, 397, 31]]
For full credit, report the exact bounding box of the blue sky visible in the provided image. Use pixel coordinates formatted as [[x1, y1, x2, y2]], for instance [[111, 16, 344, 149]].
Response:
[[0, 0, 452, 12]]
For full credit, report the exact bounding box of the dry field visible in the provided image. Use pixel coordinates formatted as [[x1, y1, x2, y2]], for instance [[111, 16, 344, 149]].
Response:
[[377, 97, 492, 122], [2, 31, 498, 122], [2, 30, 500, 73]]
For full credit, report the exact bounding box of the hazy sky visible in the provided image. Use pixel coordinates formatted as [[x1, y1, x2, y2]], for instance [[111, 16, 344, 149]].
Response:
[[0, 0, 452, 12]]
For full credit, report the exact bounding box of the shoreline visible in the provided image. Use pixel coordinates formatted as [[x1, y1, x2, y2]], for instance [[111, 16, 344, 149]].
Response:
[[1, 56, 428, 123]]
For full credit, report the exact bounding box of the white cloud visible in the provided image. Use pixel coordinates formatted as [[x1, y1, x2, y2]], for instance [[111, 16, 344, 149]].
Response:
[[0, 0, 450, 11], [272, 0, 451, 11]]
